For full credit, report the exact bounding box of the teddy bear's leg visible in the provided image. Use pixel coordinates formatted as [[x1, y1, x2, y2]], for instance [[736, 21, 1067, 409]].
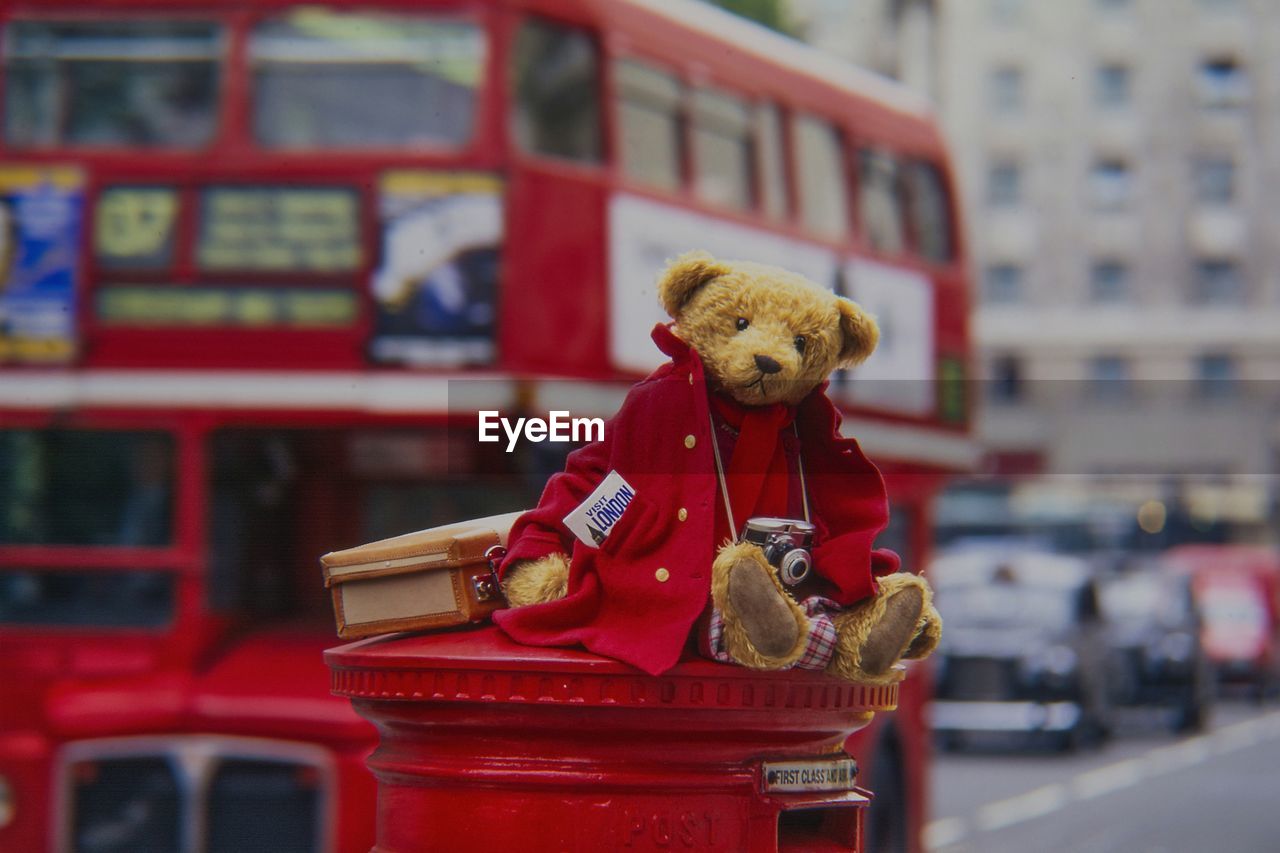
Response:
[[711, 541, 811, 669], [827, 573, 935, 685], [501, 553, 570, 607]]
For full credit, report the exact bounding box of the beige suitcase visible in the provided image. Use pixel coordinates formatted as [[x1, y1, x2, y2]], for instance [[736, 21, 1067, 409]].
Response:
[[320, 511, 524, 639]]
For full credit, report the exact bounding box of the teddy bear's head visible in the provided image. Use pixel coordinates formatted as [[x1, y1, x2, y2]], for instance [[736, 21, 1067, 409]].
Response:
[[657, 251, 879, 407]]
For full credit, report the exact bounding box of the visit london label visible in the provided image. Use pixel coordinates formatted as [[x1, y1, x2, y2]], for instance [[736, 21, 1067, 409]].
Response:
[[563, 470, 636, 549]]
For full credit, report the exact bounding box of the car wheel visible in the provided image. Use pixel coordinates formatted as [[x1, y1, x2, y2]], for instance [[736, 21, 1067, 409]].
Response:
[[866, 731, 909, 853]]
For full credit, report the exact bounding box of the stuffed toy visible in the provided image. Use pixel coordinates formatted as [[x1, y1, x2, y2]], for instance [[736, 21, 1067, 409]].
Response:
[[493, 252, 941, 684]]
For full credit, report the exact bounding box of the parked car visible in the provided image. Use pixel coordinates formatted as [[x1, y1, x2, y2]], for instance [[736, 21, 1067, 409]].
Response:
[[929, 548, 1117, 751], [1101, 567, 1213, 732], [1164, 546, 1280, 700]]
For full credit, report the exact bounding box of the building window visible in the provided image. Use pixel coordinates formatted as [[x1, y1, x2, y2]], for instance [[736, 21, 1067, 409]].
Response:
[[1090, 159, 1132, 209], [1088, 355, 1132, 401], [691, 88, 753, 211], [1193, 260, 1244, 304], [858, 150, 905, 255], [1096, 0, 1133, 10], [755, 103, 788, 221], [983, 264, 1023, 304], [987, 161, 1021, 206], [989, 354, 1024, 403], [1198, 58, 1248, 108], [1095, 65, 1131, 110], [990, 0, 1026, 23], [989, 67, 1023, 115], [1193, 157, 1235, 204], [511, 19, 602, 163], [615, 60, 684, 193], [1195, 353, 1237, 398], [793, 114, 850, 239], [1090, 261, 1130, 303]]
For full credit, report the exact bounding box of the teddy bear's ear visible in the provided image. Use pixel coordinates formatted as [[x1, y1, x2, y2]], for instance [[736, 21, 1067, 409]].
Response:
[[658, 250, 731, 318], [836, 297, 880, 367]]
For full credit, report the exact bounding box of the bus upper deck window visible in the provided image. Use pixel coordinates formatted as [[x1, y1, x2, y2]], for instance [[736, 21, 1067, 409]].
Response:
[[905, 161, 955, 263], [250, 10, 485, 149], [792, 115, 850, 240], [691, 88, 752, 211], [511, 19, 601, 163], [3, 21, 221, 149], [615, 60, 683, 193], [755, 103, 788, 222], [858, 150, 905, 256]]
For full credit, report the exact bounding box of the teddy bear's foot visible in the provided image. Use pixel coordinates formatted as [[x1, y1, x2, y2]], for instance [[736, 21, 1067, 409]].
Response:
[[501, 552, 570, 607], [827, 573, 933, 685], [711, 541, 810, 669], [903, 603, 942, 660]]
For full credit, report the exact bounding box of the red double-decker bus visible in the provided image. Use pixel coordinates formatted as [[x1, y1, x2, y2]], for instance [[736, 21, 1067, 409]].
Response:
[[0, 1, 972, 850]]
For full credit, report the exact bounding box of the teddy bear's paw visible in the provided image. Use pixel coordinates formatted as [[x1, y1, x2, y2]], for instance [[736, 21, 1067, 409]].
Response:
[[711, 540, 810, 668], [903, 602, 942, 661], [827, 573, 930, 685], [501, 553, 570, 608]]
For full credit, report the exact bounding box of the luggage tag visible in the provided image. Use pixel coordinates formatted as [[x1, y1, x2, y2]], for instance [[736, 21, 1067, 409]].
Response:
[[563, 470, 637, 548]]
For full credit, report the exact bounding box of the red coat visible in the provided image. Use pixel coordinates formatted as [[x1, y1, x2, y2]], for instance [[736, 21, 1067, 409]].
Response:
[[494, 324, 899, 675]]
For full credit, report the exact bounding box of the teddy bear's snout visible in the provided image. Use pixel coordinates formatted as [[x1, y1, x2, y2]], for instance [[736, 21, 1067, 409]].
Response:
[[753, 354, 783, 375]]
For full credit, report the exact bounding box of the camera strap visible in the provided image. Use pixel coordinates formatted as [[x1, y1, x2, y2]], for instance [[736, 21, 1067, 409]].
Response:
[[708, 412, 810, 538]]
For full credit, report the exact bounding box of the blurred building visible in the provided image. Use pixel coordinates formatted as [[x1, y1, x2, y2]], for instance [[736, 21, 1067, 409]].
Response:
[[794, 0, 1280, 534], [790, 0, 940, 101]]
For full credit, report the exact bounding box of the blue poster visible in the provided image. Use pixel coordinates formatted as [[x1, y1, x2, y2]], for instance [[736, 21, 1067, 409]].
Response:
[[0, 166, 84, 363]]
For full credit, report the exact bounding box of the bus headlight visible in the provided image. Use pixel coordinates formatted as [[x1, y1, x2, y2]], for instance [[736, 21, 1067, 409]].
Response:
[[0, 774, 14, 828]]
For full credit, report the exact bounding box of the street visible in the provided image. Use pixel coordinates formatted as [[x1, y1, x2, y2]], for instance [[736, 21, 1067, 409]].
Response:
[[926, 701, 1280, 852]]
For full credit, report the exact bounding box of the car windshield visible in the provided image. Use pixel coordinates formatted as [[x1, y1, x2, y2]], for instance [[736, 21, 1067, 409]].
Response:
[[1200, 587, 1267, 631], [937, 583, 1078, 632], [1103, 575, 1189, 626], [0, 429, 175, 547], [0, 568, 174, 627], [249, 10, 485, 149]]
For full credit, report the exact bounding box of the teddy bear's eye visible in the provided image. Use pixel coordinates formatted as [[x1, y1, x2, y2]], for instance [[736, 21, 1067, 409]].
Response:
[[794, 335, 807, 354], [735, 317, 750, 332]]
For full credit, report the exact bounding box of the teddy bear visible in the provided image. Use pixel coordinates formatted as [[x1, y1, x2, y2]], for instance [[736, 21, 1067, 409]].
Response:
[[491, 251, 940, 684]]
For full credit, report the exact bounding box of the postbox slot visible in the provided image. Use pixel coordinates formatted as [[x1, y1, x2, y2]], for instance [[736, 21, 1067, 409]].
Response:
[[776, 806, 858, 851]]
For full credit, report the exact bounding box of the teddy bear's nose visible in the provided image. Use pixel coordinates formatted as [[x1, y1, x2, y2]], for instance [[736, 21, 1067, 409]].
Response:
[[754, 354, 783, 375]]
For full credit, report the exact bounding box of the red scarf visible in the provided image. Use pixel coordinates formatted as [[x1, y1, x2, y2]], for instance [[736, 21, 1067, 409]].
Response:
[[709, 394, 796, 536]]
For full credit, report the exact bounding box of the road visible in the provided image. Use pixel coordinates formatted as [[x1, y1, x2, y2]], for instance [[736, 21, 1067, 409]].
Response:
[[925, 700, 1280, 852]]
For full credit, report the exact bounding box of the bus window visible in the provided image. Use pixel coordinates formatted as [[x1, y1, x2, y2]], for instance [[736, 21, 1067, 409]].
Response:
[[3, 21, 221, 149], [249, 10, 486, 149], [94, 186, 180, 271], [0, 429, 175, 547], [0, 569, 174, 628], [615, 60, 684, 193], [792, 115, 850, 239], [756, 103, 789, 221], [198, 186, 361, 272], [691, 88, 753, 211], [858, 149, 906, 255], [905, 161, 955, 263], [511, 19, 602, 163]]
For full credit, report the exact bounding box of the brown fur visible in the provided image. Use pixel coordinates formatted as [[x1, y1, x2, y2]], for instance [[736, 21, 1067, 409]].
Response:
[[711, 540, 810, 669], [502, 552, 570, 607]]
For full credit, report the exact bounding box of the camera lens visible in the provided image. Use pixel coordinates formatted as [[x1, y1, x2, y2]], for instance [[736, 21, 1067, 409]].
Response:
[[779, 549, 811, 586]]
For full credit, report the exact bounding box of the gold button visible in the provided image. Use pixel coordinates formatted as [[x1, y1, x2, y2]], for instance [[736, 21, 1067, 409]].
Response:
[[655, 568, 670, 583], [684, 434, 696, 449], [677, 508, 688, 521]]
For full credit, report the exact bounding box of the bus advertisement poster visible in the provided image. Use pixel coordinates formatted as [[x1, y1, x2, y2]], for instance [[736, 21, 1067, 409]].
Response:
[[370, 170, 502, 367], [0, 165, 83, 364]]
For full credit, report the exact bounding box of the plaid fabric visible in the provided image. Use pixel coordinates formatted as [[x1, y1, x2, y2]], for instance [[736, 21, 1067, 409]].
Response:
[[708, 595, 843, 671]]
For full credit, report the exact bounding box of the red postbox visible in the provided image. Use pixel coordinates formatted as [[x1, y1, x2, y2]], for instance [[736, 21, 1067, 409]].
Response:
[[326, 625, 900, 852]]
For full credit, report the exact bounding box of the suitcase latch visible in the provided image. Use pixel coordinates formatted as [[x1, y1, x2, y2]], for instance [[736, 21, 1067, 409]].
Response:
[[475, 545, 507, 602]]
